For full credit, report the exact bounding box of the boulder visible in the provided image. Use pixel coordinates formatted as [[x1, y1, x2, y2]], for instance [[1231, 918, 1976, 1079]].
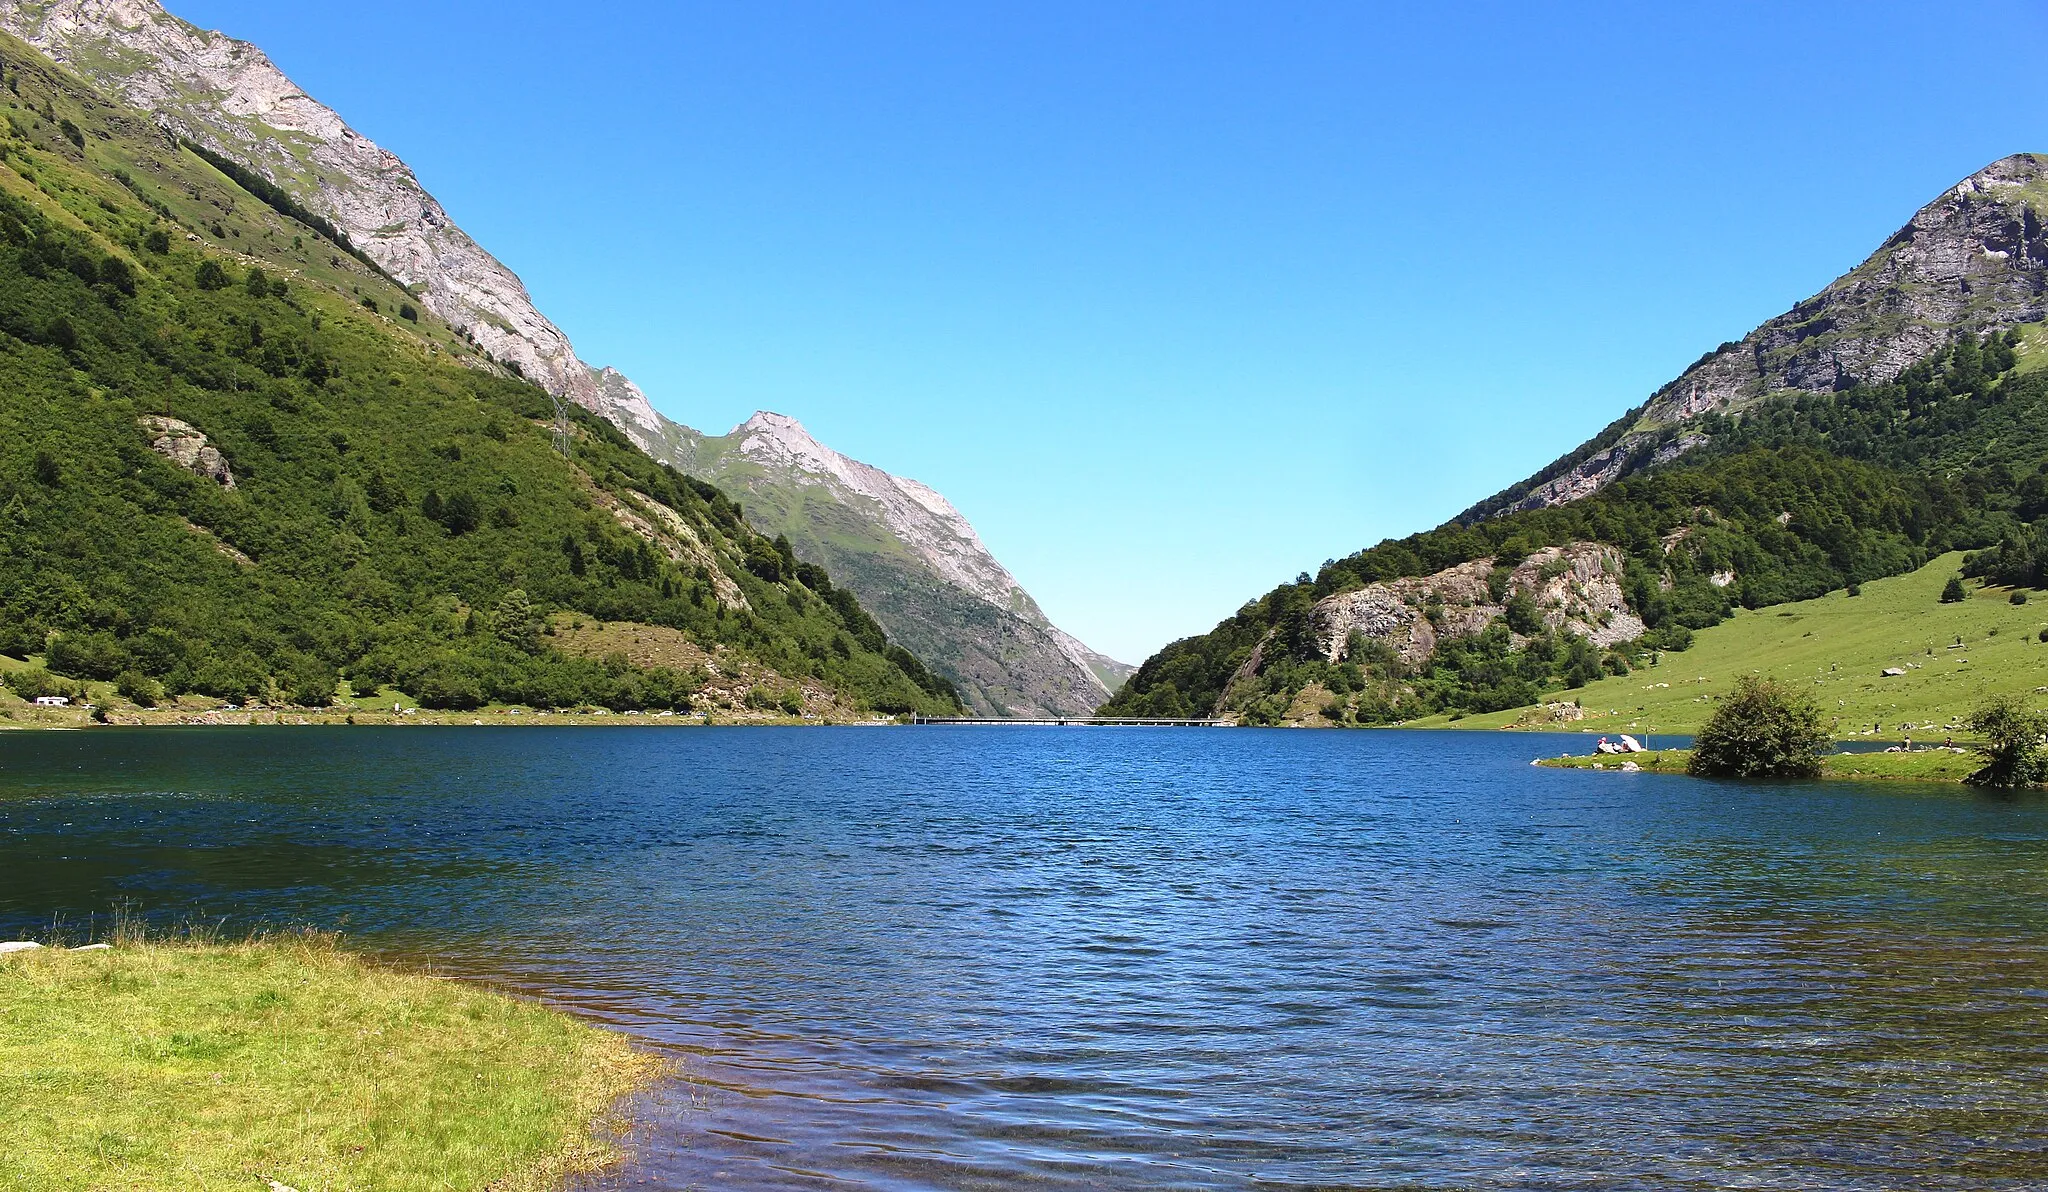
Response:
[[138, 415, 235, 489]]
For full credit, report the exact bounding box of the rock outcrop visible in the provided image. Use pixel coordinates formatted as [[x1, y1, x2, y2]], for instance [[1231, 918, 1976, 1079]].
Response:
[[1471, 153, 2048, 517], [139, 414, 233, 488], [1312, 543, 1643, 666], [5, 0, 1130, 717]]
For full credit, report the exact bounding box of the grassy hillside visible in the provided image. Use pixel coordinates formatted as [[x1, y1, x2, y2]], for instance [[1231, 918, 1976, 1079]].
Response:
[[0, 37, 958, 719], [1419, 554, 2048, 738]]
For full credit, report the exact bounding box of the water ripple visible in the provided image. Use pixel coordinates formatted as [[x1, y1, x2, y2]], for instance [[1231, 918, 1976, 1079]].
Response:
[[6, 726, 2048, 1188]]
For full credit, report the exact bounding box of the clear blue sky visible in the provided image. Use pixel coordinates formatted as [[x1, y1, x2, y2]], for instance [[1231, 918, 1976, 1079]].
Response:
[[174, 0, 2048, 664]]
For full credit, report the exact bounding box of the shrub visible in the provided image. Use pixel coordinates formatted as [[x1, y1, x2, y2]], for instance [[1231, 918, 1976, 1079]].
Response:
[[2013, 591, 2030, 605], [1639, 624, 1694, 652], [114, 669, 161, 707], [1503, 593, 1543, 635], [194, 259, 228, 290], [1941, 576, 1968, 603], [1687, 675, 1829, 779], [143, 227, 170, 254], [1846, 583, 1861, 597], [3, 666, 60, 699], [1963, 696, 2048, 788], [489, 589, 542, 653], [282, 658, 337, 707], [45, 631, 130, 680]]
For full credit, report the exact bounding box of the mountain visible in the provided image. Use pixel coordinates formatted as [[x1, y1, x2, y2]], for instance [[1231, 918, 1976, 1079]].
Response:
[[665, 410, 1133, 715], [1107, 154, 2048, 725], [1466, 154, 2048, 519], [0, 0, 1129, 717], [0, 31, 960, 719]]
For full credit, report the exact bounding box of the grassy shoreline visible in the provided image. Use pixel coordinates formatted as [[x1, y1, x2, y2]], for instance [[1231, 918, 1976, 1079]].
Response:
[[0, 933, 662, 1191], [1537, 746, 1986, 783]]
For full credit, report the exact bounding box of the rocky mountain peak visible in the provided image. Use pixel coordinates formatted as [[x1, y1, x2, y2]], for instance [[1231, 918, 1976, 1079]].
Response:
[[1469, 151, 2048, 518], [0, 0, 610, 414]]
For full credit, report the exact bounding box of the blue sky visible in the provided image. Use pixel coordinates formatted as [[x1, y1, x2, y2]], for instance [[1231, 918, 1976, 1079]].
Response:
[[175, 0, 2048, 664]]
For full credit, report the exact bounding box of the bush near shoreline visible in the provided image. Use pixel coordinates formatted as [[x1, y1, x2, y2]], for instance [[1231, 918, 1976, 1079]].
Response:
[[0, 932, 660, 1191]]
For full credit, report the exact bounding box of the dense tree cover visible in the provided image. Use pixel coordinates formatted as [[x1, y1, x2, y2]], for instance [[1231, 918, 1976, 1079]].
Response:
[[0, 86, 958, 715], [1110, 334, 2048, 721]]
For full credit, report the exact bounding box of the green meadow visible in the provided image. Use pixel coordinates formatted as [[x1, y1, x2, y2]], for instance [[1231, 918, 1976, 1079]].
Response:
[[0, 935, 660, 1191], [1416, 552, 2048, 739]]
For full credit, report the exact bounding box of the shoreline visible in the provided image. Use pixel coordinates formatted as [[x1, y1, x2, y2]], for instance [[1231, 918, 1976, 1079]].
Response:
[[1536, 746, 1989, 784], [0, 703, 905, 730]]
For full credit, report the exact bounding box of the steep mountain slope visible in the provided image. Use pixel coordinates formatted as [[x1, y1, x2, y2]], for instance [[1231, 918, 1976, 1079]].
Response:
[[665, 411, 1131, 715], [0, 0, 1128, 716], [1466, 153, 2048, 519], [0, 35, 958, 719], [1108, 154, 2048, 725]]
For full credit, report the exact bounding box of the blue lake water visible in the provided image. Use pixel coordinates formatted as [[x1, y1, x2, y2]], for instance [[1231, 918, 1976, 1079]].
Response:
[[6, 726, 2048, 1189]]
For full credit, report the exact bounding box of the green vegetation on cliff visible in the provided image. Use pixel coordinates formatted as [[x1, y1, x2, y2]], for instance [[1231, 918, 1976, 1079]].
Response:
[[0, 39, 958, 717]]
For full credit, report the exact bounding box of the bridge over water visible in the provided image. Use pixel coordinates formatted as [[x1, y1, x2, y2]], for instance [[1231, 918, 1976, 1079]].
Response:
[[911, 714, 1230, 727]]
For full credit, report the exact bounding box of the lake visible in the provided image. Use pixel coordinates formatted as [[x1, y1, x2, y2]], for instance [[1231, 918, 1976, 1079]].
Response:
[[5, 726, 2048, 1189]]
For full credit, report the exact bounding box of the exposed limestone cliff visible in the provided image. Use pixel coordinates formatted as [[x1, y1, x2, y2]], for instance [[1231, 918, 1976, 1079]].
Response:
[[1312, 543, 1643, 666], [7, 0, 1131, 718], [1472, 153, 2048, 517]]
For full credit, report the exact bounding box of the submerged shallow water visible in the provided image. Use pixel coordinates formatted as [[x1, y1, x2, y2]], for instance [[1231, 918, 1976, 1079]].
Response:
[[5, 726, 2048, 1189]]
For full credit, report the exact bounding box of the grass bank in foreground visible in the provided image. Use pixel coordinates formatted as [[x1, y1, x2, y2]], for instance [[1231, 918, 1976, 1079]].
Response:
[[0, 935, 659, 1191], [1414, 553, 2048, 738], [1538, 748, 1983, 783]]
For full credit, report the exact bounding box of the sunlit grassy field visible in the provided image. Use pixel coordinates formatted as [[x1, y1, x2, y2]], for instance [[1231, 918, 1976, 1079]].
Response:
[[1415, 552, 2048, 739], [0, 934, 660, 1191]]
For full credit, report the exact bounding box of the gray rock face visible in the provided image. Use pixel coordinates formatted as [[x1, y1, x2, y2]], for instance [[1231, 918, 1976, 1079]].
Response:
[[139, 414, 233, 488], [11, 0, 1130, 716], [1482, 153, 2048, 516], [1312, 542, 1642, 665]]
